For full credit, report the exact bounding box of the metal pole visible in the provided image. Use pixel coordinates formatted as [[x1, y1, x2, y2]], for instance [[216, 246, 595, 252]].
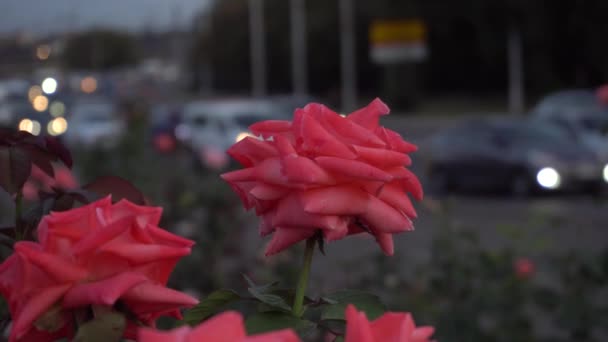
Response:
[[249, 0, 267, 97], [339, 0, 357, 112], [290, 0, 308, 97], [507, 25, 524, 115]]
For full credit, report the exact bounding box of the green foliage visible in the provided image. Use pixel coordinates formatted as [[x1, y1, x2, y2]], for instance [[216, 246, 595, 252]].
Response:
[[245, 312, 316, 336], [73, 308, 126, 342], [183, 289, 241, 326]]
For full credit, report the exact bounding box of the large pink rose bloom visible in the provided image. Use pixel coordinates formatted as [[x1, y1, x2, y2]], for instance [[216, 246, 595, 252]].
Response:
[[138, 311, 300, 342], [345, 305, 435, 342], [221, 99, 422, 255], [0, 197, 198, 342]]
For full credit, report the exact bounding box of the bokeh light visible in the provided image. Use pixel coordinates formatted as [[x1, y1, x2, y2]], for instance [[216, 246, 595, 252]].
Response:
[[28, 86, 42, 102], [81, 76, 97, 93], [41, 77, 58, 94], [18, 119, 41, 136], [36, 45, 51, 60], [49, 101, 66, 117], [32, 95, 49, 112], [48, 117, 68, 136]]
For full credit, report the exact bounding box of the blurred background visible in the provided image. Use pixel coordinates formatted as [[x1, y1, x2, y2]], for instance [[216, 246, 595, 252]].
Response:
[[1, 0, 608, 341]]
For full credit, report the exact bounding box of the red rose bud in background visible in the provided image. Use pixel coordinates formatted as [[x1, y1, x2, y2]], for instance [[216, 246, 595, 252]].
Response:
[[514, 257, 535, 279], [22, 164, 78, 201], [154, 133, 177, 153], [344, 304, 435, 342], [138, 311, 300, 342], [221, 99, 422, 256], [0, 197, 198, 341]]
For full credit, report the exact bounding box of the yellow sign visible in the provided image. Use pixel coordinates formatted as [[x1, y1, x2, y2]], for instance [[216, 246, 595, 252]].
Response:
[[370, 20, 426, 45]]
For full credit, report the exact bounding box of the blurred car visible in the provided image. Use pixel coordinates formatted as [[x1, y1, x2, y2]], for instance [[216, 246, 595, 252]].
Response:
[[425, 118, 606, 196], [63, 99, 125, 148], [532, 89, 608, 161], [177, 98, 284, 150]]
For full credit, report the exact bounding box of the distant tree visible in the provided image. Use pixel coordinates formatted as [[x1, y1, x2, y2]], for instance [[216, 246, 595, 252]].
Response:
[[62, 30, 138, 70]]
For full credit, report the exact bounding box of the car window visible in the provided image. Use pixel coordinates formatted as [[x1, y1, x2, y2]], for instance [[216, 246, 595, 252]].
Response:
[[234, 114, 266, 127], [191, 116, 208, 126]]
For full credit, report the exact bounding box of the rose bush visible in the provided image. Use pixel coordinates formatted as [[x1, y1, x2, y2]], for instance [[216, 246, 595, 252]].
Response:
[[344, 305, 435, 342], [138, 311, 300, 342], [0, 196, 198, 341], [221, 99, 422, 256]]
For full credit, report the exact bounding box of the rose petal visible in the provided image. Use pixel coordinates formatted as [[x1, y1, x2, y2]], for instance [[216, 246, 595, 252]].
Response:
[[375, 233, 395, 256], [353, 145, 411, 167], [376, 127, 418, 153], [246, 329, 301, 342], [227, 137, 278, 167], [72, 216, 133, 255], [361, 196, 413, 233], [315, 156, 393, 182], [62, 272, 147, 308], [13, 283, 72, 340], [122, 281, 199, 311], [250, 183, 289, 201], [301, 186, 369, 215], [265, 227, 316, 256], [294, 108, 357, 159], [387, 167, 424, 201], [138, 326, 191, 342], [345, 304, 375, 342], [377, 184, 417, 218], [15, 242, 88, 282], [101, 243, 192, 265], [250, 120, 292, 136], [370, 312, 414, 341], [187, 311, 246, 341], [346, 98, 390, 130], [282, 156, 334, 185]]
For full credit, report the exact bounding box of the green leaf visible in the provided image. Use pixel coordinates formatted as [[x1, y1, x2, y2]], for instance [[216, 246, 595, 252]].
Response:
[[320, 290, 386, 321], [248, 287, 292, 313], [73, 309, 125, 342], [245, 312, 316, 337], [183, 289, 241, 326], [241, 275, 291, 313]]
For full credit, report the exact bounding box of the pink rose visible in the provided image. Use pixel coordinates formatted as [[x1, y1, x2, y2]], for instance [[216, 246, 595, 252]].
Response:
[[221, 99, 421, 255], [0, 197, 198, 341], [344, 305, 435, 342], [138, 311, 300, 342]]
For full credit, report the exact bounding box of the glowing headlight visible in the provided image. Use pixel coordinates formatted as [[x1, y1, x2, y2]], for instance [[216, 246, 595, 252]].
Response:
[[235, 132, 253, 142], [536, 167, 561, 189], [48, 117, 68, 136], [41, 77, 58, 94], [18, 119, 41, 136], [603, 164, 608, 183]]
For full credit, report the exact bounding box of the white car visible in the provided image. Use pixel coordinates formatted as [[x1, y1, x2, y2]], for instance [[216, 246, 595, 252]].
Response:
[[532, 89, 608, 162], [176, 98, 285, 153], [63, 101, 125, 149]]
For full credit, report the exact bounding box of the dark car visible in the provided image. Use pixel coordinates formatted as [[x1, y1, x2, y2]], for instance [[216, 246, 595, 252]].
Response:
[[425, 118, 605, 196]]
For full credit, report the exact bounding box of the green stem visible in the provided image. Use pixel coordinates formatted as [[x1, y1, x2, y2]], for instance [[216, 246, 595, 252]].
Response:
[[292, 238, 315, 317], [14, 191, 22, 241]]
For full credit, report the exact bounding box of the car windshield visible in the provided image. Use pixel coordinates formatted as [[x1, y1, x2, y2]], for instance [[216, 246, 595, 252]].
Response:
[[493, 122, 571, 149], [234, 114, 266, 127]]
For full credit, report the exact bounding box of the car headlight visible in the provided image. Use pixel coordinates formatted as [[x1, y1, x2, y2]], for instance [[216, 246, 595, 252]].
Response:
[[603, 164, 608, 183], [235, 131, 254, 142], [18, 118, 41, 136], [536, 167, 561, 189]]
